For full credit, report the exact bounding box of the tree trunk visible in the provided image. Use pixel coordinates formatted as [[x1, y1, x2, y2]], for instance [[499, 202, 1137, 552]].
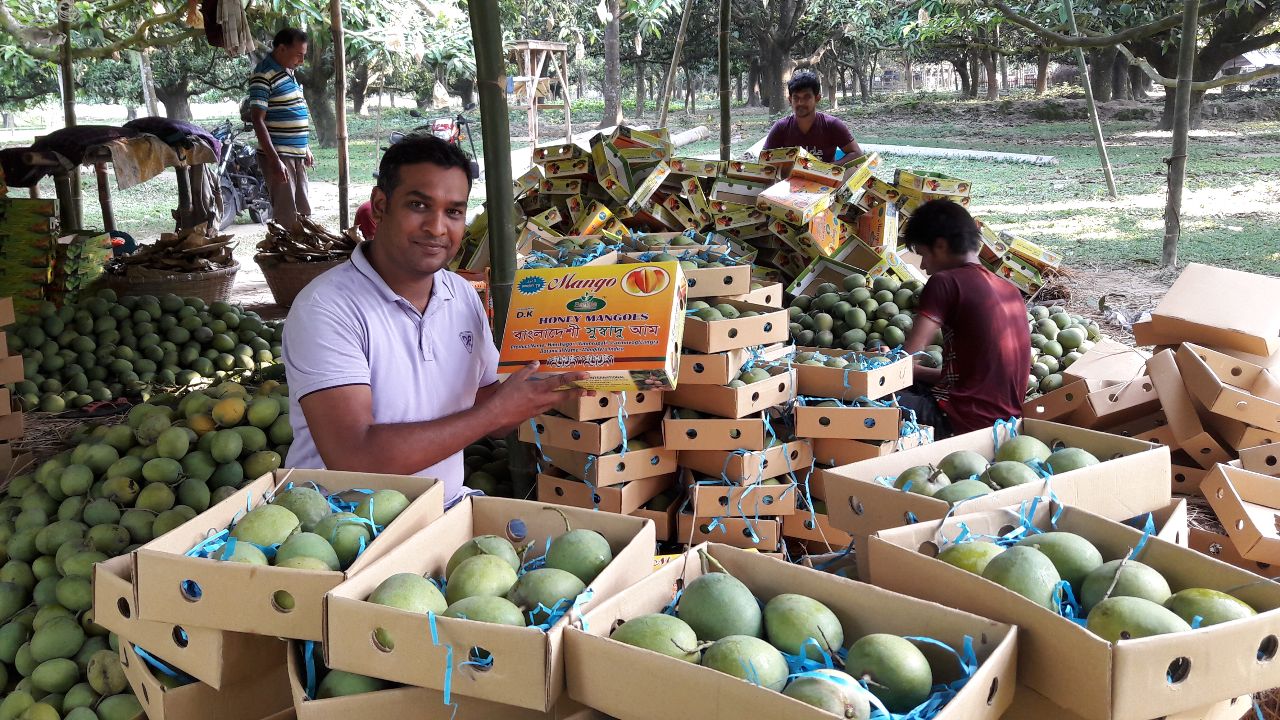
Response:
[[155, 84, 194, 121], [296, 36, 337, 148], [685, 71, 697, 115], [827, 60, 840, 109], [1112, 53, 1131, 100], [351, 59, 370, 115], [747, 57, 761, 106], [600, 0, 622, 127], [736, 72, 742, 103], [1129, 66, 1147, 97], [952, 58, 971, 98], [138, 50, 160, 117], [126, 106, 137, 121], [996, 26, 1008, 90], [635, 60, 645, 118], [1160, 88, 1206, 130], [983, 50, 998, 100], [2, 112, 13, 129], [967, 50, 980, 98], [1035, 49, 1050, 95], [857, 66, 869, 102], [1163, 0, 1200, 267], [904, 56, 913, 91], [1088, 46, 1118, 103], [761, 41, 792, 110]]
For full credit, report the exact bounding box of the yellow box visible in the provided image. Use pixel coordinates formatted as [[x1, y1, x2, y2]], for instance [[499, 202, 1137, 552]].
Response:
[[573, 201, 614, 236], [499, 262, 688, 391], [894, 168, 972, 197]]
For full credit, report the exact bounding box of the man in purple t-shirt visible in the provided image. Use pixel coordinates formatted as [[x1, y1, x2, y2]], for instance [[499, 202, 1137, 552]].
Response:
[[762, 71, 863, 165]]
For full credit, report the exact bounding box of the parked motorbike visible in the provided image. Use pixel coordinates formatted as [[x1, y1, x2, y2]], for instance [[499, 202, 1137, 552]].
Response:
[[211, 119, 273, 231]]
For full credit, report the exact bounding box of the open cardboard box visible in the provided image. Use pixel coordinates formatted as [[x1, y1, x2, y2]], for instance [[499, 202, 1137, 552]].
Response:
[[1177, 343, 1280, 434], [870, 502, 1280, 720], [661, 407, 775, 451], [1239, 441, 1280, 477], [1171, 460, 1211, 495], [794, 402, 905, 441], [1147, 349, 1233, 468], [1201, 462, 1280, 564], [1127, 497, 1190, 547], [1022, 379, 1114, 423], [132, 469, 444, 640], [782, 505, 855, 546], [825, 418, 1171, 577], [536, 466, 674, 515], [620, 253, 751, 298], [680, 439, 814, 485], [1100, 412, 1178, 449], [723, 281, 783, 308], [1066, 376, 1162, 429], [793, 347, 913, 402], [1189, 528, 1280, 580], [811, 430, 934, 467], [565, 543, 1016, 720], [121, 641, 292, 720], [520, 411, 659, 455], [676, 343, 792, 386], [1062, 339, 1150, 387], [1200, 408, 1278, 452], [324, 496, 655, 711], [94, 554, 282, 689], [665, 365, 794, 418], [682, 299, 788, 353], [539, 434, 677, 487], [1150, 263, 1280, 357], [630, 493, 681, 542], [1000, 683, 1252, 720], [675, 511, 782, 550], [681, 467, 797, 518], [551, 388, 664, 422]]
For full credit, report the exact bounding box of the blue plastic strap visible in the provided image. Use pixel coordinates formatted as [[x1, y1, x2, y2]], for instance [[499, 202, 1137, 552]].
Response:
[[427, 611, 455, 706], [1127, 512, 1156, 561], [1191, 615, 1204, 630], [301, 640, 319, 700], [661, 586, 684, 616], [527, 418, 551, 470], [134, 645, 196, 686], [992, 417, 1019, 451], [616, 392, 629, 458]]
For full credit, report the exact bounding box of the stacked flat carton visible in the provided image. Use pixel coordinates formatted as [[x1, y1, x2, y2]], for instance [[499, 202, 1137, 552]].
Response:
[[0, 197, 58, 314], [0, 296, 27, 473]]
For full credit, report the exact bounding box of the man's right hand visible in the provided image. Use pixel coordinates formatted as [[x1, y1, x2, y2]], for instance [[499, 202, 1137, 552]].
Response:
[[265, 156, 288, 184], [482, 362, 589, 429]]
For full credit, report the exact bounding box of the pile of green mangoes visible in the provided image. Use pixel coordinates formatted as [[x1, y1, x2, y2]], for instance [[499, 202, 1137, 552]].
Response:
[[889, 435, 1100, 505], [0, 380, 291, 716], [939, 530, 1257, 642], [462, 440, 513, 498], [609, 555, 939, 718], [686, 300, 767, 323], [212, 486, 411, 578], [1025, 305, 1101, 396], [786, 274, 929, 353], [6, 290, 284, 413], [633, 234, 702, 249], [646, 250, 745, 273]]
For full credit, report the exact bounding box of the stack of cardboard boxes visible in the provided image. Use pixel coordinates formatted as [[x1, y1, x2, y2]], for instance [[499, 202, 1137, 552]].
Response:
[[0, 297, 26, 474], [0, 197, 58, 314]]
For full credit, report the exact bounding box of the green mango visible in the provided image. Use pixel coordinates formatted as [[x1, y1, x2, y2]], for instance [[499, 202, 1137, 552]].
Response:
[[1080, 559, 1171, 612], [442, 596, 526, 626], [677, 571, 762, 641], [981, 546, 1061, 609], [1087, 596, 1191, 642], [845, 634, 933, 713], [701, 635, 788, 691], [1015, 532, 1103, 590], [763, 593, 843, 660], [938, 541, 1004, 575], [608, 613, 699, 662], [1164, 588, 1256, 627], [545, 529, 613, 584]]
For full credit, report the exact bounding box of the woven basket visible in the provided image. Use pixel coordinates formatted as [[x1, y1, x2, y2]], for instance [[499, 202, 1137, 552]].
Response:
[[255, 256, 348, 308], [95, 262, 240, 304]]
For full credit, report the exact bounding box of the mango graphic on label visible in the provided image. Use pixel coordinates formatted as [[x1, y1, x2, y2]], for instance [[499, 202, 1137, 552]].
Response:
[[622, 267, 671, 296]]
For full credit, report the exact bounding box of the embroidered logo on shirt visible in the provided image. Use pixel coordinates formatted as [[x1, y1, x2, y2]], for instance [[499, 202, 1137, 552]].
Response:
[[460, 331, 474, 353]]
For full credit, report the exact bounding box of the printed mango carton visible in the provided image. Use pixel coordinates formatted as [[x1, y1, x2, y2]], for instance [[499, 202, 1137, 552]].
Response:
[[499, 262, 687, 392]]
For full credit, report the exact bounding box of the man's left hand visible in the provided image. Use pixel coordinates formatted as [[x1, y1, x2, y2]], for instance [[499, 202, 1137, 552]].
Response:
[[305, 149, 315, 168]]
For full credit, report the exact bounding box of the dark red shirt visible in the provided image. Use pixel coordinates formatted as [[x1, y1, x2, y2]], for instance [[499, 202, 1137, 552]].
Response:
[[762, 112, 854, 164], [916, 263, 1031, 434]]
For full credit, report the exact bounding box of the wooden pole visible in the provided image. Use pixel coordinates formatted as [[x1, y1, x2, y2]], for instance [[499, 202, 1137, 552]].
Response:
[[1162, 0, 1199, 267], [94, 163, 115, 232], [1062, 0, 1117, 200], [330, 0, 350, 230], [59, 18, 82, 229], [718, 0, 730, 161], [658, 0, 694, 129]]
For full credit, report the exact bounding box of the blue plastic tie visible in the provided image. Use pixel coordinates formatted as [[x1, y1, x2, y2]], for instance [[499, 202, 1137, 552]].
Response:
[[302, 640, 319, 700], [134, 645, 196, 686], [1127, 512, 1156, 561]]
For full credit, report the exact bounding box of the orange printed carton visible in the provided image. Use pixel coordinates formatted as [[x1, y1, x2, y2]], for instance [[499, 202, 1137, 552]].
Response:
[[499, 262, 688, 392]]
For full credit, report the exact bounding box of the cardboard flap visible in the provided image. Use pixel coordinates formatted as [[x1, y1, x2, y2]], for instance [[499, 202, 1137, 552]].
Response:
[[1177, 343, 1280, 434], [1146, 350, 1232, 467], [1151, 263, 1280, 356], [1062, 339, 1150, 386]]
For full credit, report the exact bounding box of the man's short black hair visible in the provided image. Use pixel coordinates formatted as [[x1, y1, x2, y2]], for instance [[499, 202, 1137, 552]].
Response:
[[273, 28, 308, 48], [377, 134, 474, 196], [788, 71, 821, 97], [903, 199, 981, 255]]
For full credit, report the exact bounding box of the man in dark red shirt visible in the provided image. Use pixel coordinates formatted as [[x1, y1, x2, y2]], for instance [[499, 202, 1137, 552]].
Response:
[[762, 71, 864, 165], [898, 200, 1031, 437]]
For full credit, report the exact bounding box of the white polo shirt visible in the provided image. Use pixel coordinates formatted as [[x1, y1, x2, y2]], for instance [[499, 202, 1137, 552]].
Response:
[[282, 243, 499, 505]]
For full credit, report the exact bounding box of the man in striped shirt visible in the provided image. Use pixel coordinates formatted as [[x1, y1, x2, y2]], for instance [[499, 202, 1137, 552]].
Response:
[[248, 28, 313, 229]]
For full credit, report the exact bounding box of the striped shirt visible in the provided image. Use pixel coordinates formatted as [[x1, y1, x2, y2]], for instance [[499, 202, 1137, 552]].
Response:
[[247, 54, 310, 157]]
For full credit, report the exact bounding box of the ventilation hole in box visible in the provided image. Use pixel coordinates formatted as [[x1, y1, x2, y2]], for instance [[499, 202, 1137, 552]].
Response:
[[918, 541, 940, 557], [765, 294, 775, 304], [819, 416, 831, 427], [777, 382, 786, 393], [179, 580, 202, 603], [997, 525, 1017, 537], [172, 626, 188, 649], [1200, 447, 1211, 455], [1237, 519, 1247, 531], [535, 424, 545, 434], [1034, 405, 1046, 415], [1259, 636, 1279, 662], [1268, 455, 1278, 467], [761, 496, 775, 508], [1120, 631, 1132, 640], [467, 647, 494, 669], [272, 591, 294, 614], [1166, 657, 1191, 684], [1209, 543, 1223, 555], [650, 456, 660, 466], [980, 633, 989, 645], [1175, 532, 1183, 545], [864, 418, 876, 428], [592, 494, 602, 504], [1142, 383, 1153, 392], [987, 678, 999, 706], [1216, 488, 1225, 500], [718, 496, 729, 507], [850, 498, 864, 516], [762, 459, 770, 469], [117, 598, 132, 619], [1231, 366, 1244, 377], [688, 278, 699, 287], [905, 512, 918, 524], [636, 393, 646, 403], [804, 519, 817, 530], [686, 429, 699, 439], [141, 685, 149, 704], [878, 377, 886, 386], [1108, 394, 1120, 402], [570, 430, 582, 440], [506, 519, 528, 542], [373, 628, 395, 653], [729, 429, 741, 439], [742, 528, 755, 539], [121, 649, 130, 667], [1175, 474, 1186, 483], [790, 450, 799, 460], [554, 486, 565, 497], [597, 397, 610, 408], [764, 322, 773, 332], [693, 363, 705, 373], [722, 277, 733, 285], [616, 462, 626, 472], [699, 523, 713, 534], [1065, 393, 1075, 401], [1260, 562, 1273, 570], [728, 328, 739, 339], [751, 392, 761, 402]]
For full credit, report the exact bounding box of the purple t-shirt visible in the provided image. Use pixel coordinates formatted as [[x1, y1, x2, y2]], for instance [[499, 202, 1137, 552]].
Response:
[[282, 243, 499, 506], [762, 112, 855, 163]]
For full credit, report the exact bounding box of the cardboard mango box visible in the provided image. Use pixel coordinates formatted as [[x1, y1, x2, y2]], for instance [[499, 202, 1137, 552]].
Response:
[[1000, 683, 1251, 720], [794, 401, 906, 441], [870, 501, 1280, 720], [539, 432, 678, 487], [677, 343, 792, 387], [1239, 441, 1280, 477], [520, 410, 659, 455], [792, 346, 913, 402], [675, 511, 782, 550], [679, 439, 814, 485], [1201, 462, 1280, 564], [682, 468, 797, 518], [810, 430, 934, 468], [825, 418, 1171, 577], [665, 365, 794, 419], [1022, 378, 1114, 423], [1176, 342, 1280, 434], [1146, 350, 1233, 467], [551, 388, 665, 422], [94, 554, 283, 689], [132, 469, 445, 640], [121, 641, 292, 720], [631, 493, 681, 542], [324, 497, 655, 711], [1171, 460, 1210, 495], [566, 543, 1017, 720], [662, 407, 777, 452], [724, 281, 783, 308], [499, 262, 687, 392], [894, 168, 972, 197], [1065, 376, 1162, 430], [681, 299, 788, 354], [1189, 527, 1280, 580], [1149, 263, 1280, 357], [537, 466, 674, 515]]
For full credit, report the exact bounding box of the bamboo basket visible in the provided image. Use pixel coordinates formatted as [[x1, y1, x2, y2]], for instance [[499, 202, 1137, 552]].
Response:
[[95, 262, 240, 304], [255, 255, 347, 308]]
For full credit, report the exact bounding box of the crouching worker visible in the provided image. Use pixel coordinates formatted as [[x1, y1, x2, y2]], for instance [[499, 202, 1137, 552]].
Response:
[[282, 135, 587, 508], [897, 199, 1030, 439]]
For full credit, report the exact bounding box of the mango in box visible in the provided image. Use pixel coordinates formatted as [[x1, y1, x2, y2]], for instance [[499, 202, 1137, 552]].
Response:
[[500, 262, 687, 391]]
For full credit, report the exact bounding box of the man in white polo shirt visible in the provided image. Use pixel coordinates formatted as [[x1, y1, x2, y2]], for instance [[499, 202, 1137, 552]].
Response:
[[283, 135, 586, 506]]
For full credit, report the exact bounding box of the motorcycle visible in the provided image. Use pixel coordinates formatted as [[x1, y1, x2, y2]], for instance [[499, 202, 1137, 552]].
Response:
[[211, 119, 274, 232]]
